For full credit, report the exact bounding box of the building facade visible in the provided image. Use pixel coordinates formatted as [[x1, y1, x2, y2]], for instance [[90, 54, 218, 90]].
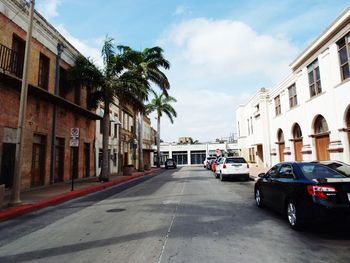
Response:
[[158, 142, 238, 166], [0, 0, 100, 190], [236, 6, 350, 167], [95, 104, 121, 176]]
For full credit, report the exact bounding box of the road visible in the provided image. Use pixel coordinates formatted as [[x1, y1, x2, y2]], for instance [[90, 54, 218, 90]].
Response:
[[0, 166, 350, 263]]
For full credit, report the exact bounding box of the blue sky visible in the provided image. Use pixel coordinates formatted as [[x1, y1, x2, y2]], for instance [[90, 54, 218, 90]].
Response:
[[37, 0, 350, 142]]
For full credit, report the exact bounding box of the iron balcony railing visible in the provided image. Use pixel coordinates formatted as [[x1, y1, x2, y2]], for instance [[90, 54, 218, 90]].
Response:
[[0, 43, 23, 77]]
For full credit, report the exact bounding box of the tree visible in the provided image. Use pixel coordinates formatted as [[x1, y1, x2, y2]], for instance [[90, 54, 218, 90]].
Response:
[[119, 46, 170, 171], [188, 137, 199, 144], [68, 37, 147, 181], [146, 93, 177, 167]]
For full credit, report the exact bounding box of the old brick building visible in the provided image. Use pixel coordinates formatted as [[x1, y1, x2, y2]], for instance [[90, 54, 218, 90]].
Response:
[[0, 0, 100, 190]]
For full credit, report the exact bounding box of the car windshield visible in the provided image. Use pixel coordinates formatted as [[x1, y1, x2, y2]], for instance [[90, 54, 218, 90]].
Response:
[[225, 158, 246, 164], [299, 163, 347, 180]]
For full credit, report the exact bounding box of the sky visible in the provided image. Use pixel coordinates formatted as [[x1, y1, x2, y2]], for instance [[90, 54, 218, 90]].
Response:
[[36, 0, 350, 143]]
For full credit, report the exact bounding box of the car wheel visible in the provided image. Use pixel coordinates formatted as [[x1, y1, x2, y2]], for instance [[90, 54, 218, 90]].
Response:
[[255, 188, 263, 208], [220, 172, 225, 181], [286, 200, 303, 230], [215, 172, 219, 179]]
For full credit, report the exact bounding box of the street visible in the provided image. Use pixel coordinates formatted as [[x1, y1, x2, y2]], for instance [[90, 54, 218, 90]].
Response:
[[0, 167, 350, 263]]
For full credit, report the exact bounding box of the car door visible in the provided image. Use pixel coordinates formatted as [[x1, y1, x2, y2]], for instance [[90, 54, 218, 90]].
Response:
[[216, 157, 224, 175], [271, 164, 296, 212], [260, 164, 281, 207]]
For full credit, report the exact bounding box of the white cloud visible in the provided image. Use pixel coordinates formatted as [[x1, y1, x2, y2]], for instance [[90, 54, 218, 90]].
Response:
[[154, 18, 299, 142], [173, 5, 191, 16], [55, 24, 104, 68], [37, 0, 62, 19]]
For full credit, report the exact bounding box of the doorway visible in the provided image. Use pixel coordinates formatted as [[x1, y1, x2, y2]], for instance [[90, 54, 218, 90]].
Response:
[[31, 134, 46, 187], [292, 124, 303, 161], [277, 129, 285, 162], [0, 143, 16, 188], [84, 143, 90, 178], [55, 138, 64, 182], [314, 115, 330, 161]]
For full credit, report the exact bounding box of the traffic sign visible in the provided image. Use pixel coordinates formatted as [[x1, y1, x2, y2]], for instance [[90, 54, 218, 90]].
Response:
[[69, 138, 79, 147], [70, 128, 80, 138]]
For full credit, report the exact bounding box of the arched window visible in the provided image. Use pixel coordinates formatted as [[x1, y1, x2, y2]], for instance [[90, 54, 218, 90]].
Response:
[[314, 115, 329, 134], [277, 129, 284, 143], [293, 124, 302, 139]]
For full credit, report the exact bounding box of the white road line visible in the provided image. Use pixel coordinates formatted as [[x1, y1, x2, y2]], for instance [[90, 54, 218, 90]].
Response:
[[157, 179, 186, 263]]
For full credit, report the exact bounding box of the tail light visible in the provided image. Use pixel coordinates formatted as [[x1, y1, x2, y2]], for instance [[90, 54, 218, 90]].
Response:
[[223, 164, 226, 169], [307, 185, 337, 199]]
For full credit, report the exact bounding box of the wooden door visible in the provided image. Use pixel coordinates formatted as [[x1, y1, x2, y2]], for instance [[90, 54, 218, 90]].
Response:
[[0, 143, 16, 188], [315, 135, 330, 161], [278, 143, 285, 162], [31, 139, 45, 187], [294, 140, 303, 161]]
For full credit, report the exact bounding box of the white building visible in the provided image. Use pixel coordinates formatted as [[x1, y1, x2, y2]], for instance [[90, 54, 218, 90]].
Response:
[[236, 6, 350, 167], [158, 142, 238, 165]]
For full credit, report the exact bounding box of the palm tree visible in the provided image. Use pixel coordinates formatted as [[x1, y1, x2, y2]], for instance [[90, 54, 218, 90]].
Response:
[[188, 137, 199, 144], [119, 46, 170, 171], [68, 37, 148, 181], [146, 93, 177, 167]]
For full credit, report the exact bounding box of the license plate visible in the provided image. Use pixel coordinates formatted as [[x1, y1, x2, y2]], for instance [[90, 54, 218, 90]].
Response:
[[347, 193, 350, 202]]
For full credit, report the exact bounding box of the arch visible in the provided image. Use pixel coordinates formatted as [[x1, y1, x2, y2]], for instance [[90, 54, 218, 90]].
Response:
[[314, 115, 329, 134], [313, 115, 330, 160], [292, 123, 303, 161], [346, 106, 350, 128], [277, 129, 285, 162]]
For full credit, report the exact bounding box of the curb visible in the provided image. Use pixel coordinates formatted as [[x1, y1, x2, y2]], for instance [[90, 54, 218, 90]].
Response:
[[0, 169, 161, 222]]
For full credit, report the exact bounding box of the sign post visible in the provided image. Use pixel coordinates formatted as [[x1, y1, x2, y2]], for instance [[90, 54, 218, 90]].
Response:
[[70, 128, 79, 191]]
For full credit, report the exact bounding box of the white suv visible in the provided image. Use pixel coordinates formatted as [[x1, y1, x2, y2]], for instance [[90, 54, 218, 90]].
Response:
[[216, 157, 250, 181]]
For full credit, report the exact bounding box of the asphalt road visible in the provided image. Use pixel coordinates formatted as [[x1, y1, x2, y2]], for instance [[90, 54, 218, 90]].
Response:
[[1, 166, 350, 263]]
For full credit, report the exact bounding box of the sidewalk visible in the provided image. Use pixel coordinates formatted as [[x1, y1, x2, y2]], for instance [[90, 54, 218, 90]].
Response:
[[249, 165, 269, 180], [0, 168, 162, 222]]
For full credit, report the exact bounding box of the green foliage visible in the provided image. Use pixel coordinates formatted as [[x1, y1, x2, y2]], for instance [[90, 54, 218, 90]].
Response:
[[146, 93, 177, 123]]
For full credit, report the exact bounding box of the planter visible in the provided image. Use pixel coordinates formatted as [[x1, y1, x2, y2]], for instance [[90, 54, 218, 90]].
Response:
[[123, 165, 134, 176]]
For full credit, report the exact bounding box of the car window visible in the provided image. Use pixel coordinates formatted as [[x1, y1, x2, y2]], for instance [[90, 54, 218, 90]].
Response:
[[267, 164, 281, 178], [207, 157, 216, 160], [299, 163, 346, 180], [323, 162, 350, 177], [225, 158, 247, 164], [279, 164, 295, 179]]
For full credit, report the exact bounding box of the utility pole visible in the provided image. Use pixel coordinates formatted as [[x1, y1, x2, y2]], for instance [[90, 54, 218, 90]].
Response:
[[49, 43, 64, 184], [10, 0, 35, 206]]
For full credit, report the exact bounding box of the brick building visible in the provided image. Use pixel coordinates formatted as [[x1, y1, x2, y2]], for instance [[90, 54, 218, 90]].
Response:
[[0, 0, 100, 190]]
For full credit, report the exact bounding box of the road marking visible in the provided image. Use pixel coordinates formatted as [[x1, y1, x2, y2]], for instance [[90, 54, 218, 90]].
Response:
[[157, 181, 186, 263]]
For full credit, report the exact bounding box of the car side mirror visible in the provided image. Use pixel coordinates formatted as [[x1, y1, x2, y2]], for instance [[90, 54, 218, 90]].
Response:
[[258, 173, 266, 178]]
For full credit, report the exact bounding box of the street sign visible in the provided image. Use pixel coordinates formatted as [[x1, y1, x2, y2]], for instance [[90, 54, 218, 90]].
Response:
[[70, 128, 79, 138], [69, 138, 79, 147]]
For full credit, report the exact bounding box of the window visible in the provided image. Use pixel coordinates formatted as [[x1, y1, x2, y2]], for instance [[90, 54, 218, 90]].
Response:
[[267, 164, 281, 179], [288, 84, 297, 108], [274, 95, 281, 116], [59, 67, 68, 97], [314, 115, 329, 134], [12, 34, 25, 77], [38, 53, 50, 90], [279, 164, 295, 179], [307, 59, 321, 97], [99, 120, 103, 134], [74, 86, 81, 105], [337, 34, 350, 81], [114, 123, 118, 138]]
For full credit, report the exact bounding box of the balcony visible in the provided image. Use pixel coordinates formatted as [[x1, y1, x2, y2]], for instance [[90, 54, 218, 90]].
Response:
[[0, 43, 23, 78]]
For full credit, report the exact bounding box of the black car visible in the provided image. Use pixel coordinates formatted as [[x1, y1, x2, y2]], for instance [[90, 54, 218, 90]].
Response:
[[254, 162, 350, 230], [165, 158, 177, 169]]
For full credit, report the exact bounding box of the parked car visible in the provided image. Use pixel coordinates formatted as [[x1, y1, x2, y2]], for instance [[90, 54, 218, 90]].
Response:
[[203, 156, 217, 168], [215, 157, 249, 181], [254, 161, 350, 230], [210, 159, 217, 172], [165, 159, 177, 169]]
